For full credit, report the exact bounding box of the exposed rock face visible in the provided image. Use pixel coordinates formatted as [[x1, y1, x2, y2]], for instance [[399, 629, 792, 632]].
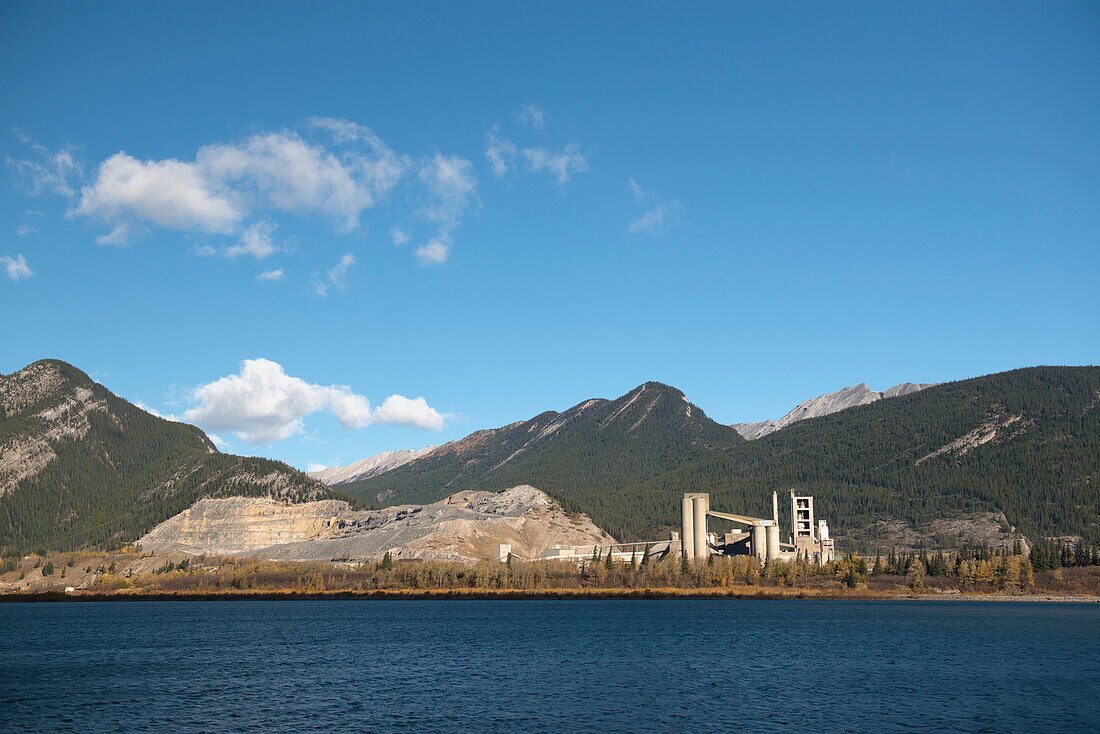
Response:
[[916, 414, 1025, 465], [0, 362, 114, 497], [733, 382, 936, 440], [138, 485, 615, 562], [308, 446, 437, 486], [843, 513, 1030, 553]]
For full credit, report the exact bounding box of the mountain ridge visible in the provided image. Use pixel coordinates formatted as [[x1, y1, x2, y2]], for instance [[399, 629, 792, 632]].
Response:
[[340, 380, 744, 509], [344, 367, 1100, 545], [732, 381, 936, 440], [308, 446, 438, 486]]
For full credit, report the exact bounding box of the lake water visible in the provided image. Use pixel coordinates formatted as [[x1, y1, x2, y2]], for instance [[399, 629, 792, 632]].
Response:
[[1, 599, 1097, 732]]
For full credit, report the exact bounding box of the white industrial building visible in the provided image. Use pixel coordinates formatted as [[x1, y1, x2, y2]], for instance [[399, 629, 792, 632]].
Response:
[[536, 488, 836, 565], [680, 489, 835, 564]]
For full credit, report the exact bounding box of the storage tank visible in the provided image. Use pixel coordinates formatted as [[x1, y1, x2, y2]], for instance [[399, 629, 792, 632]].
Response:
[[752, 525, 767, 562], [766, 523, 780, 560], [692, 496, 708, 560], [681, 496, 694, 559]]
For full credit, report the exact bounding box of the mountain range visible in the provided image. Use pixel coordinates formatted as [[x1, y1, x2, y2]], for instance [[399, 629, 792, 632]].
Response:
[[2, 359, 1098, 553], [316, 380, 937, 486], [340, 368, 1100, 545]]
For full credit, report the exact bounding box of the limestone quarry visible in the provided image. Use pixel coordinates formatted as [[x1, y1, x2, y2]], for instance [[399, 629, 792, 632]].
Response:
[[138, 485, 615, 563]]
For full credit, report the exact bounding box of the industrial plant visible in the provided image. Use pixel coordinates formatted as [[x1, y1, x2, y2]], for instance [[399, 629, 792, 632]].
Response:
[[679, 490, 835, 564], [537, 489, 836, 565]]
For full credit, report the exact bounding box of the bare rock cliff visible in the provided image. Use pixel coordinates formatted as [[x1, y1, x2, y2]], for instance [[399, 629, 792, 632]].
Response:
[[138, 485, 615, 562]]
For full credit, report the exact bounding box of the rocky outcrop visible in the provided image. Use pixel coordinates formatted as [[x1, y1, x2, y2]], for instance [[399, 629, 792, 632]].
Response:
[[915, 413, 1026, 465], [137, 485, 615, 562], [844, 512, 1030, 553], [733, 382, 936, 440], [0, 363, 112, 497]]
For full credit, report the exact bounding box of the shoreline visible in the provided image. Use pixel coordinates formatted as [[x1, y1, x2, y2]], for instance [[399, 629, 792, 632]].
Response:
[[3, 587, 1098, 604]]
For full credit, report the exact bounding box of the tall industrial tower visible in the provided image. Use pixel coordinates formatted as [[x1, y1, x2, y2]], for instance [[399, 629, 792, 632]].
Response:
[[790, 489, 815, 555]]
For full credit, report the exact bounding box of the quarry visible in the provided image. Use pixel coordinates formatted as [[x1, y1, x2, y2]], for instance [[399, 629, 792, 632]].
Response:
[[137, 485, 615, 563]]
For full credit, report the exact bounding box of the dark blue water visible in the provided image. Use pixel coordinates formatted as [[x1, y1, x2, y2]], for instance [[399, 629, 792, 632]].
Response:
[[1, 600, 1097, 732]]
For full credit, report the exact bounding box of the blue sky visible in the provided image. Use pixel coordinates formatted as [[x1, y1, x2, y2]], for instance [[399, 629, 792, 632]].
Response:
[[2, 2, 1098, 472]]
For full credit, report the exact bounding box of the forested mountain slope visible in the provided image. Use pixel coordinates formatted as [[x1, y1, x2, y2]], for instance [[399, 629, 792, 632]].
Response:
[[350, 368, 1100, 545], [341, 382, 745, 518], [649, 366, 1100, 545], [0, 360, 355, 552]]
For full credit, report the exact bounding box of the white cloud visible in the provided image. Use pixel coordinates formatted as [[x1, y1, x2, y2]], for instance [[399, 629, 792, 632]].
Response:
[[372, 394, 444, 430], [227, 220, 277, 259], [519, 104, 545, 130], [29, 118, 491, 264], [419, 154, 477, 226], [183, 358, 442, 445], [415, 238, 450, 265], [308, 117, 408, 197], [313, 252, 356, 296], [522, 145, 589, 184], [1, 254, 33, 281], [134, 401, 180, 422], [77, 153, 241, 241], [307, 462, 328, 473], [75, 122, 410, 245], [7, 135, 82, 198], [192, 243, 217, 257], [258, 269, 285, 282], [17, 223, 38, 237], [484, 125, 517, 177], [207, 433, 232, 450], [197, 131, 375, 232], [629, 178, 645, 199]]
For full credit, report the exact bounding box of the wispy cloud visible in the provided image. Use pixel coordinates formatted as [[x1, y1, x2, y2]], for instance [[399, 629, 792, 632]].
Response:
[[485, 125, 517, 177], [627, 179, 680, 236], [313, 252, 356, 296], [1, 254, 34, 281], [415, 153, 477, 265], [519, 104, 545, 130], [629, 202, 681, 235], [7, 133, 82, 198], [257, 269, 285, 282], [390, 226, 409, 246], [522, 145, 589, 184], [226, 220, 277, 259]]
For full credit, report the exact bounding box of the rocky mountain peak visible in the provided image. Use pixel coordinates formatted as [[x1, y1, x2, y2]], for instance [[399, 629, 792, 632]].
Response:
[[733, 381, 937, 440]]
